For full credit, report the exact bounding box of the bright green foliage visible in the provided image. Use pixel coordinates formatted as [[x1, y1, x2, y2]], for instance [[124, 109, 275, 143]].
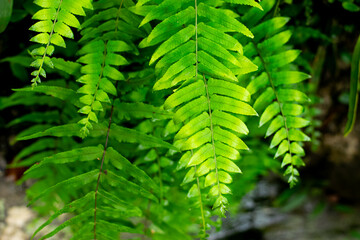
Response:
[[241, 0, 311, 187], [76, 0, 146, 138], [139, 0, 260, 230], [29, 0, 92, 87], [2, 76, 177, 238], [0, 0, 316, 239]]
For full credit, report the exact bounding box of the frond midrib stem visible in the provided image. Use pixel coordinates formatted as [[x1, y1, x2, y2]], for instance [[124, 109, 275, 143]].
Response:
[[93, 2, 124, 238], [203, 74, 222, 200], [86, 0, 124, 125], [192, 149, 206, 236], [253, 42, 294, 173], [195, 0, 206, 235], [195, 0, 198, 78], [33, 0, 63, 87], [93, 90, 116, 239]]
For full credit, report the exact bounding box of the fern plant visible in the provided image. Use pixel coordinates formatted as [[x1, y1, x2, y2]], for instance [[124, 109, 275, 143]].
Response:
[[239, 0, 311, 187], [0, 0, 315, 239]]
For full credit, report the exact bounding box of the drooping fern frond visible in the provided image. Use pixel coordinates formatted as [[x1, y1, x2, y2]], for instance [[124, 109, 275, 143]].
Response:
[[240, 0, 311, 187], [2, 81, 90, 217], [3, 70, 180, 238], [29, 0, 92, 87], [76, 0, 147, 138], [132, 128, 198, 239], [13, 90, 175, 239], [103, 65, 201, 238], [138, 0, 260, 229]]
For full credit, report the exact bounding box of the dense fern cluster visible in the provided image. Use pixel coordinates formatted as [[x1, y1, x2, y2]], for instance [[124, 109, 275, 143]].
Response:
[[1, 0, 312, 239]]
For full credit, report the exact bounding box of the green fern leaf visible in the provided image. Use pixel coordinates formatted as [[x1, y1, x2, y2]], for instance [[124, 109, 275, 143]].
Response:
[[29, 0, 92, 86], [25, 146, 104, 175], [13, 86, 81, 107], [12, 138, 55, 163], [139, 0, 192, 27], [38, 209, 94, 240], [31, 191, 95, 239], [141, 0, 259, 222], [10, 151, 54, 168], [223, 0, 263, 9], [106, 147, 161, 196], [76, 1, 145, 138], [109, 123, 178, 150], [114, 101, 172, 120], [150, 25, 196, 65], [28, 169, 99, 206], [242, 0, 311, 187], [0, 93, 62, 110], [198, 3, 253, 38], [97, 219, 142, 234], [105, 170, 158, 202], [16, 123, 82, 140], [97, 190, 142, 217], [6, 111, 60, 127]]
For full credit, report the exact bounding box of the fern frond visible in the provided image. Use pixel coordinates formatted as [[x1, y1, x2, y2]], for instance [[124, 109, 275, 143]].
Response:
[[24, 126, 164, 238], [10, 138, 56, 164], [0, 91, 63, 110], [14, 94, 176, 239], [114, 101, 173, 120], [6, 111, 60, 127], [29, 0, 92, 86], [241, 0, 311, 187], [109, 123, 178, 150], [25, 146, 104, 174], [75, 0, 145, 138], [30, 191, 95, 239], [140, 0, 258, 223], [37, 209, 95, 240], [8, 46, 168, 238], [13, 85, 81, 107], [3, 81, 81, 172], [16, 123, 83, 140], [106, 147, 161, 195], [28, 169, 99, 206]]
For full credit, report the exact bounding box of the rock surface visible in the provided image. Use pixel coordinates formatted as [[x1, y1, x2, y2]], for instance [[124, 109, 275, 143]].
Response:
[[210, 180, 360, 240]]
